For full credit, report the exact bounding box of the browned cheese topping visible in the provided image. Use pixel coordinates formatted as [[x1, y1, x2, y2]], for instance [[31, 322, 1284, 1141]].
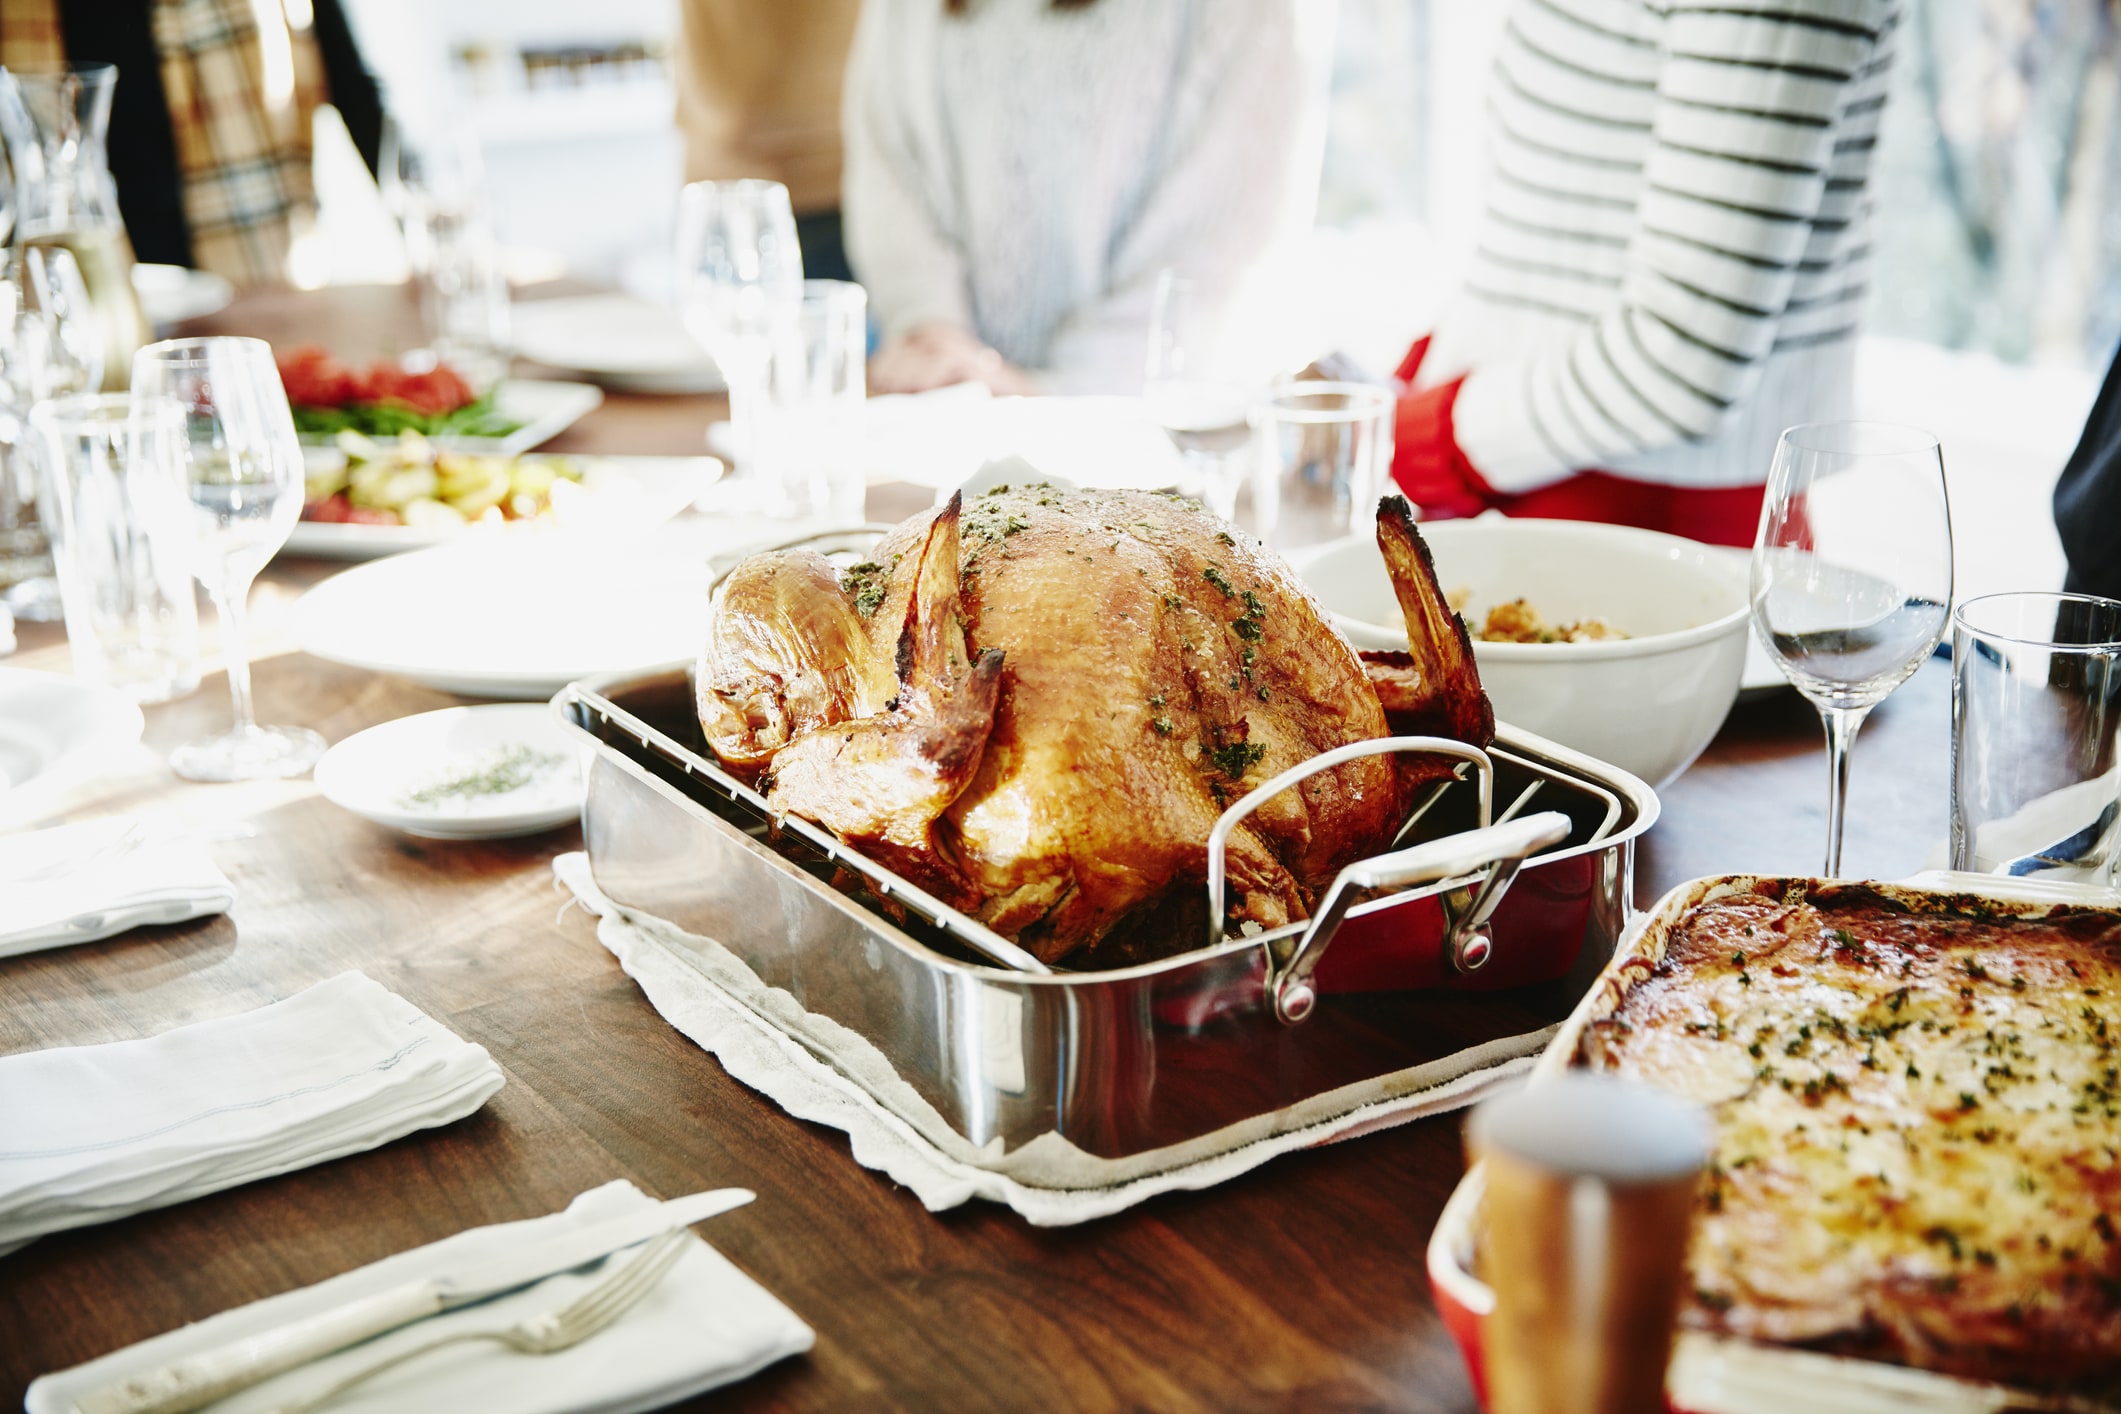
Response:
[[1579, 882, 2121, 1389]]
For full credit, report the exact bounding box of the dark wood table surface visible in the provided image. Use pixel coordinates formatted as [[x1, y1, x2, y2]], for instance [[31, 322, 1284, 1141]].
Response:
[[0, 284, 1954, 1412]]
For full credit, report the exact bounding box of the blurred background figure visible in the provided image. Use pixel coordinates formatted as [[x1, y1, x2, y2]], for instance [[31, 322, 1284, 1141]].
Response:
[[2, 0, 384, 286], [1389, 0, 1902, 547], [843, 0, 1333, 396], [672, 0, 861, 285]]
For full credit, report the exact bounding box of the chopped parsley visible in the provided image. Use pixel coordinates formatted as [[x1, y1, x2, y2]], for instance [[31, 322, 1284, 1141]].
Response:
[[1205, 739, 1267, 781], [843, 561, 890, 617]]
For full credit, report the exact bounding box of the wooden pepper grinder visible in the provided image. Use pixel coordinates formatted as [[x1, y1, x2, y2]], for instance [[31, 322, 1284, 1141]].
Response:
[[1468, 1073, 1711, 1414]]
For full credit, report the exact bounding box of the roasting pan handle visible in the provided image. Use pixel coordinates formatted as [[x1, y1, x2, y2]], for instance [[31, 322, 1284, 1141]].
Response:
[[1205, 737, 1497, 954], [1272, 811, 1572, 1025]]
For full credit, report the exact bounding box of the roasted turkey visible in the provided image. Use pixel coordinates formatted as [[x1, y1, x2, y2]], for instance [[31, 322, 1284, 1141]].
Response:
[[698, 486, 1491, 966]]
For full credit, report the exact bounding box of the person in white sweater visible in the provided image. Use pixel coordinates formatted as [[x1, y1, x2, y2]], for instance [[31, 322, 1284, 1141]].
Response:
[[841, 0, 1329, 396]]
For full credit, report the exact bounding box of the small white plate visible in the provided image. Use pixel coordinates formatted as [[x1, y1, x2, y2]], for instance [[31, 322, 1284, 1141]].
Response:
[[131, 263, 234, 328], [315, 705, 582, 839], [0, 668, 144, 818], [283, 455, 719, 561], [296, 379, 605, 460], [512, 295, 724, 394]]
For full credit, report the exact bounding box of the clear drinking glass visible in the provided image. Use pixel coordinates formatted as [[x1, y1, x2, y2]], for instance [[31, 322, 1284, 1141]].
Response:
[[131, 337, 324, 780], [29, 393, 199, 701], [0, 270, 55, 602], [1145, 271, 1255, 521], [1251, 381, 1394, 552], [1751, 423, 1954, 876], [1950, 592, 2121, 885], [760, 279, 867, 524], [379, 117, 508, 389], [675, 179, 803, 506], [0, 243, 104, 621]]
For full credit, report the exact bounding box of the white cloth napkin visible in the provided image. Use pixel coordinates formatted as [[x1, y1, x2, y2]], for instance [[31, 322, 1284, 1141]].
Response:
[[0, 971, 504, 1253], [554, 854, 1545, 1226], [0, 816, 236, 958], [26, 1180, 814, 1414]]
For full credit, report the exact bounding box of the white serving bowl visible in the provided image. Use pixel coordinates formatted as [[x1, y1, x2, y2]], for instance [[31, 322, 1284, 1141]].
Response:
[[1291, 518, 1751, 787]]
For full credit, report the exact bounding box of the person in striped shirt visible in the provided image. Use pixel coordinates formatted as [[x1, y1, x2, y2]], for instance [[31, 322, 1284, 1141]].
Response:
[[1394, 0, 1901, 546]]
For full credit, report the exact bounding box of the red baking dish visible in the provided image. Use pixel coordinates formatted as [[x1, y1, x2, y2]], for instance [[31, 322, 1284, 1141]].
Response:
[[1425, 870, 2121, 1414]]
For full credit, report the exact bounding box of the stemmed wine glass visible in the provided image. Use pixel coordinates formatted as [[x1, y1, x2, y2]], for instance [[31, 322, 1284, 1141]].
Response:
[[674, 179, 803, 510], [1145, 270, 1255, 522], [1751, 422, 1953, 875], [132, 337, 325, 781]]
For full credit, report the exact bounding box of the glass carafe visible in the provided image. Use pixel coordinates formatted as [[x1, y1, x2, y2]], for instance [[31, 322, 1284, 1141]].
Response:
[[3, 64, 150, 393]]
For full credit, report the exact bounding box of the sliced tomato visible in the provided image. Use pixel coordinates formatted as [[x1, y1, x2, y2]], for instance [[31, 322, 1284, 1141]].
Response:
[[355, 362, 475, 416], [277, 345, 358, 408]]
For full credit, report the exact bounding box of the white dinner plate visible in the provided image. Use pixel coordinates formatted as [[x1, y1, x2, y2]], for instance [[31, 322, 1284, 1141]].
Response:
[[283, 455, 720, 561], [511, 295, 724, 394], [315, 705, 583, 839], [296, 379, 605, 460], [130, 263, 234, 329], [0, 668, 144, 814], [292, 532, 719, 699]]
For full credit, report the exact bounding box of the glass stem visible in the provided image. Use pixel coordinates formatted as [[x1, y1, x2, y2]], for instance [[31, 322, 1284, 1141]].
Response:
[[211, 573, 258, 735], [1820, 703, 1870, 877]]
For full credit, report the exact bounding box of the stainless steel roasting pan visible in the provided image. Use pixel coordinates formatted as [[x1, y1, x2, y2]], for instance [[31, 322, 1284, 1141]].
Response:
[[556, 664, 1658, 1161]]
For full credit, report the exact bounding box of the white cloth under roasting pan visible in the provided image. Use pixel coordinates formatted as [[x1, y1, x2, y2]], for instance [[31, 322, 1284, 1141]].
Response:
[[0, 971, 505, 1254], [554, 853, 1548, 1226]]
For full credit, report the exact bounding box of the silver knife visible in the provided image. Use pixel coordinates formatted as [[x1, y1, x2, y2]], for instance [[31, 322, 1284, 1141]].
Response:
[[70, 1187, 755, 1414]]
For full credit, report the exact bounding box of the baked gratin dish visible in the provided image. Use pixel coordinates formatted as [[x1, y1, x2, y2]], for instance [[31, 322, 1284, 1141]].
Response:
[[1578, 879, 2121, 1392]]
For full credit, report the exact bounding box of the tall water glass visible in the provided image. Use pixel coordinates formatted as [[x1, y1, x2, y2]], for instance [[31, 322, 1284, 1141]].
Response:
[[1751, 423, 1953, 876], [1950, 592, 2121, 885], [379, 117, 508, 387], [676, 179, 803, 503], [0, 244, 104, 621], [131, 337, 324, 780], [759, 279, 867, 524], [0, 271, 52, 599], [1146, 271, 1254, 521], [29, 393, 198, 701], [1252, 381, 1393, 552]]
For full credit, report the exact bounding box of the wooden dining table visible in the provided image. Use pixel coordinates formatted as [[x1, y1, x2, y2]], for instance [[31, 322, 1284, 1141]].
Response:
[[0, 283, 1957, 1413]]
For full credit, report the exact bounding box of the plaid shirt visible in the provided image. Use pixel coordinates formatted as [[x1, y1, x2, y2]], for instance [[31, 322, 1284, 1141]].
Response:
[[4, 0, 324, 285]]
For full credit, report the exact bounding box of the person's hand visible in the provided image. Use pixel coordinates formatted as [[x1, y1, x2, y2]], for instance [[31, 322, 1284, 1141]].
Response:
[[869, 322, 1035, 396]]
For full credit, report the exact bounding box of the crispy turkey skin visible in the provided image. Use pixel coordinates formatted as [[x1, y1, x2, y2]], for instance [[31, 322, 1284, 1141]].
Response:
[[699, 486, 1488, 965]]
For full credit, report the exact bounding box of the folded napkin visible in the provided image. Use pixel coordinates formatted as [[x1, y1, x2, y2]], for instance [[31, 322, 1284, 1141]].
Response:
[[26, 1180, 814, 1414], [0, 971, 504, 1253], [0, 816, 236, 958]]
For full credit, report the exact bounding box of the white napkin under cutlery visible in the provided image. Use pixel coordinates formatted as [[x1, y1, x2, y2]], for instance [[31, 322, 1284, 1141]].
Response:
[[0, 971, 505, 1254], [26, 1180, 815, 1414], [0, 816, 236, 958]]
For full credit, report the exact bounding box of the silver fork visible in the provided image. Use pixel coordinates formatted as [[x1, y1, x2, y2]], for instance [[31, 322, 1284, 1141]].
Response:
[[263, 1228, 691, 1414]]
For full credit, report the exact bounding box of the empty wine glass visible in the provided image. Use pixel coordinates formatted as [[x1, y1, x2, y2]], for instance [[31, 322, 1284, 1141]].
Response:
[[132, 337, 325, 781], [1751, 422, 1953, 875], [675, 179, 803, 509], [1145, 270, 1255, 522]]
